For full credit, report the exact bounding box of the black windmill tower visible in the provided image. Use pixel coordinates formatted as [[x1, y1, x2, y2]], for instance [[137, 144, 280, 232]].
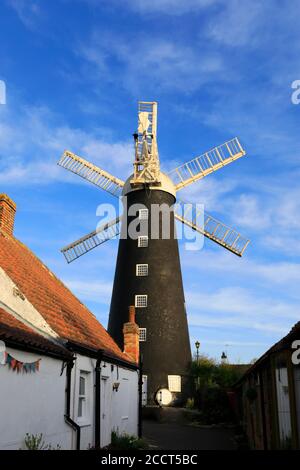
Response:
[[58, 101, 249, 405]]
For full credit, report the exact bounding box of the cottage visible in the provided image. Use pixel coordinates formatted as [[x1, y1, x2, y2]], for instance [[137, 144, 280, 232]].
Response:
[[0, 194, 140, 450], [235, 321, 300, 450]]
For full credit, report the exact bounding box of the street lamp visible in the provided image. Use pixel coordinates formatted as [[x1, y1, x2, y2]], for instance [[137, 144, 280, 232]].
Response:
[[194, 341, 201, 390], [195, 341, 200, 363]]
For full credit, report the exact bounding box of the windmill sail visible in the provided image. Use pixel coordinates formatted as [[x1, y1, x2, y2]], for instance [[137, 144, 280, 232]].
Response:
[[174, 201, 249, 257], [61, 217, 122, 263], [58, 150, 124, 197], [168, 137, 246, 191]]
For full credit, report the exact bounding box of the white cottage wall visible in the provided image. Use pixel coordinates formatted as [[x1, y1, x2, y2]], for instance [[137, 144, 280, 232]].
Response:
[[0, 347, 72, 450], [70, 354, 139, 449], [101, 361, 139, 447], [0, 351, 139, 450]]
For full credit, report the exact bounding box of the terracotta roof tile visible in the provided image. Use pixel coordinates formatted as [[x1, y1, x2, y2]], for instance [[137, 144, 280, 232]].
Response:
[[0, 231, 132, 363]]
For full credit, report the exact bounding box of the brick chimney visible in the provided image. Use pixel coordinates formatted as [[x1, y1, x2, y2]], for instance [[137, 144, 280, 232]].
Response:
[[123, 306, 140, 364], [0, 194, 16, 236]]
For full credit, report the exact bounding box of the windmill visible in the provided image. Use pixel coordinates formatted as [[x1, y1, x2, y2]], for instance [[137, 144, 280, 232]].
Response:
[[58, 101, 249, 405]]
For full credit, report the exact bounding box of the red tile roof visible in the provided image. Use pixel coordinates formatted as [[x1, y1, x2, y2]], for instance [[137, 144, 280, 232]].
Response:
[[0, 230, 131, 363], [0, 307, 72, 359]]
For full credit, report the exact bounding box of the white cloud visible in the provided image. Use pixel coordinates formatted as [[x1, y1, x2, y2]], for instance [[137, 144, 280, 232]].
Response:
[[186, 285, 297, 336], [186, 286, 300, 320], [183, 249, 300, 287], [206, 0, 264, 47], [202, 339, 269, 347], [126, 0, 217, 14], [7, 0, 42, 29], [0, 104, 132, 185], [63, 279, 113, 304], [263, 235, 300, 257], [188, 313, 289, 335], [79, 32, 224, 94], [178, 175, 238, 211], [83, 0, 218, 15], [228, 193, 272, 230]]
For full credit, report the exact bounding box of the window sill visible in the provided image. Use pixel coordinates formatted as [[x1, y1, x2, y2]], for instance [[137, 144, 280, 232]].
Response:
[[77, 418, 92, 427]]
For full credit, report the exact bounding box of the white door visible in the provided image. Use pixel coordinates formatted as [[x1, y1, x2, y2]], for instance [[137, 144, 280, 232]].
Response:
[[100, 377, 111, 448], [142, 375, 147, 406], [294, 367, 300, 447], [275, 367, 292, 447]]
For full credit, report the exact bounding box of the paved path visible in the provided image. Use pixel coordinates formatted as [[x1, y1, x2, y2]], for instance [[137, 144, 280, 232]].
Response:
[[142, 420, 237, 450]]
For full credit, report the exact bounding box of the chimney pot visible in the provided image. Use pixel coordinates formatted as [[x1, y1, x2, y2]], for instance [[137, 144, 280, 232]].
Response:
[[129, 305, 135, 323], [0, 194, 16, 236]]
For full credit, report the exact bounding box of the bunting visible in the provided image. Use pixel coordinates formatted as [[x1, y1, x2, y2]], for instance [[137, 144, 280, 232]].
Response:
[[5, 352, 41, 373]]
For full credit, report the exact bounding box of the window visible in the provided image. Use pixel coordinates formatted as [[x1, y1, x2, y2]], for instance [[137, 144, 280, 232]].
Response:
[[136, 264, 148, 276], [168, 375, 182, 392], [139, 328, 147, 342], [138, 236, 148, 247], [78, 371, 89, 420], [135, 294, 147, 308], [139, 209, 149, 220]]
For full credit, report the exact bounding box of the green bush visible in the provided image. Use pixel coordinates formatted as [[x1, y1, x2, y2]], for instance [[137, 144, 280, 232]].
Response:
[[194, 386, 234, 424], [185, 398, 195, 409], [109, 431, 148, 450], [23, 433, 61, 450], [190, 355, 247, 424], [191, 355, 245, 389]]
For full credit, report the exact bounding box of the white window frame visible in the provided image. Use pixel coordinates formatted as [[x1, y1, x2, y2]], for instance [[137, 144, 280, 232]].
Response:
[[136, 264, 149, 277], [139, 208, 149, 220], [135, 294, 148, 308], [138, 236, 148, 247], [168, 375, 182, 392], [77, 370, 90, 424], [139, 328, 147, 342]]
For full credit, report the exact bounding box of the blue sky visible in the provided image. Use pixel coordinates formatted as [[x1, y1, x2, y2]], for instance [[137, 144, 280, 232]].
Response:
[[1, 0, 300, 363]]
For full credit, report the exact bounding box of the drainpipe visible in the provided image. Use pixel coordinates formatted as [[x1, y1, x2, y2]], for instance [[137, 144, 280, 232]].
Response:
[[138, 353, 143, 438], [95, 350, 103, 449], [65, 361, 81, 450]]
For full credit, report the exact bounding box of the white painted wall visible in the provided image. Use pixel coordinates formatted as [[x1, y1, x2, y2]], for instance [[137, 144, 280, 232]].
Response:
[[0, 268, 58, 339], [70, 354, 139, 449], [100, 362, 139, 447], [0, 265, 139, 449], [0, 348, 139, 450], [0, 347, 72, 450]]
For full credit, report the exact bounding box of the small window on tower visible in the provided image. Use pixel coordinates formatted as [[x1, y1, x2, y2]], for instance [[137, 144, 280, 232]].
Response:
[[135, 294, 147, 308], [139, 209, 149, 220], [138, 236, 148, 247], [139, 328, 147, 342], [136, 264, 149, 276]]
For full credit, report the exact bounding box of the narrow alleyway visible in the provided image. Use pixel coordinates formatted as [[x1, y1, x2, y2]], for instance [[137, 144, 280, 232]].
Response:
[[142, 420, 237, 450]]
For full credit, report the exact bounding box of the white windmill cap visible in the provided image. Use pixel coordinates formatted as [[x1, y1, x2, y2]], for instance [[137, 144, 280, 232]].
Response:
[[122, 172, 176, 198]]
